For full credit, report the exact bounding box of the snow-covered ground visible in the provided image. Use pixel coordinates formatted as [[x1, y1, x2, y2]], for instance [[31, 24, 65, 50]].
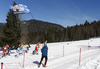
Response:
[[0, 38, 100, 69]]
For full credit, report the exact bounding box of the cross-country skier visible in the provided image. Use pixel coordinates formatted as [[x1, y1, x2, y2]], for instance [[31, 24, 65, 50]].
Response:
[[15, 47, 20, 57], [35, 45, 38, 55], [2, 47, 6, 57], [38, 43, 48, 68], [0, 47, 3, 58], [28, 43, 31, 48], [6, 46, 11, 56]]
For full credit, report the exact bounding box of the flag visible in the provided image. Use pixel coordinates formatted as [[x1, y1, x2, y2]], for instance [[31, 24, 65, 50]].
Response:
[[10, 4, 30, 14]]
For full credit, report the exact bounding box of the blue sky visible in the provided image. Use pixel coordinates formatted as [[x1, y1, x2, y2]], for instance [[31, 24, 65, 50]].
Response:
[[0, 0, 100, 27]]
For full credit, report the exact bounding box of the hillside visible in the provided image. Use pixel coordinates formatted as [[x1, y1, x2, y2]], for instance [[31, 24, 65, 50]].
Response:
[[0, 19, 64, 33], [22, 19, 64, 32]]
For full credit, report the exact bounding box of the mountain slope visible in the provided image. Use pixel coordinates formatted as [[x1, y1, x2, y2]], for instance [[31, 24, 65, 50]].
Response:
[[24, 19, 64, 32], [0, 19, 64, 33]]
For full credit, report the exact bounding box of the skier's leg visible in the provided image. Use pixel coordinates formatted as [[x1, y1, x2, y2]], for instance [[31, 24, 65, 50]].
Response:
[[38, 56, 44, 67], [44, 56, 48, 66], [39, 56, 44, 65]]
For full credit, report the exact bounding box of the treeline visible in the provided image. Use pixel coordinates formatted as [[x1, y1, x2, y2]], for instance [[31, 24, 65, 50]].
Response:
[[28, 20, 100, 43]]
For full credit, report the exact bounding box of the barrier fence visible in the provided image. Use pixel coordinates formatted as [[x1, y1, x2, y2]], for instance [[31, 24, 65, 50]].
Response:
[[0, 44, 100, 69], [1, 62, 34, 69]]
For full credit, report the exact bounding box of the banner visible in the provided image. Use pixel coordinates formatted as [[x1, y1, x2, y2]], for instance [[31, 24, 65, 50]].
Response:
[[10, 4, 30, 14]]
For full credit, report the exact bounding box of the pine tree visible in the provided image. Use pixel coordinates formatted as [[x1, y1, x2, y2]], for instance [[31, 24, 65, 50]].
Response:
[[2, 2, 21, 48]]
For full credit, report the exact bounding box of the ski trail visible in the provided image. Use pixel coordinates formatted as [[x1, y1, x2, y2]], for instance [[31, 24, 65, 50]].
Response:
[[46, 49, 100, 69]]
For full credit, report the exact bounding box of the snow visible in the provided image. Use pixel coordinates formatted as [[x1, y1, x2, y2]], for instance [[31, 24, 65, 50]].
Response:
[[0, 38, 100, 69]]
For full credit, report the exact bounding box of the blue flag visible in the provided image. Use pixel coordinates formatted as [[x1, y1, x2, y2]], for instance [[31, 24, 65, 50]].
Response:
[[10, 4, 30, 14]]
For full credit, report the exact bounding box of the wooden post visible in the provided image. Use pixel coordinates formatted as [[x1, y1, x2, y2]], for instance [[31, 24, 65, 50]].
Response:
[[23, 52, 25, 68], [1, 62, 3, 69], [79, 48, 81, 66], [63, 45, 64, 57]]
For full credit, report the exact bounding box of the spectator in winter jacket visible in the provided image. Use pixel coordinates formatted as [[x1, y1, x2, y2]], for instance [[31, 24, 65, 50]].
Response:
[[38, 44, 48, 68]]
